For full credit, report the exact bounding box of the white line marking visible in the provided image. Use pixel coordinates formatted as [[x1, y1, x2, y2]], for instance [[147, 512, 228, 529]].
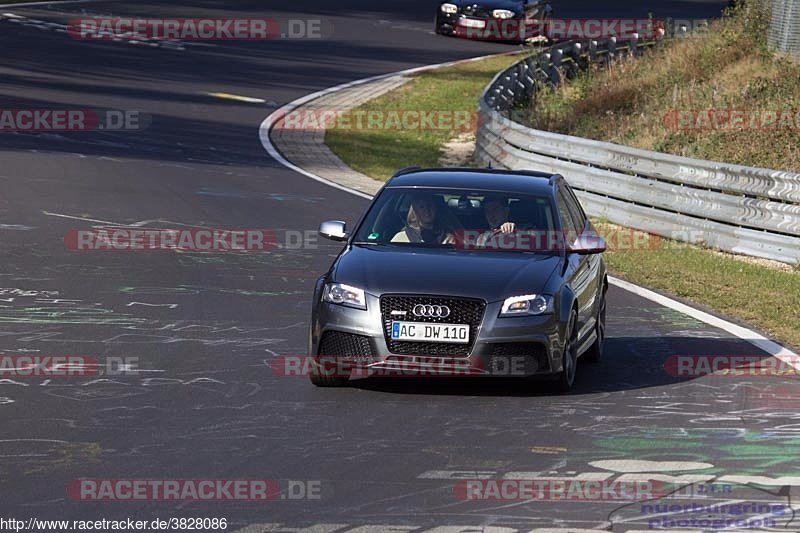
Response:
[[418, 470, 497, 479], [126, 302, 178, 309], [424, 526, 520, 533], [503, 472, 612, 480], [42, 211, 118, 225], [207, 92, 266, 104], [0, 224, 35, 230], [43, 212, 210, 229], [257, 52, 798, 358], [1, 0, 95, 8], [589, 459, 714, 473], [527, 530, 610, 533]]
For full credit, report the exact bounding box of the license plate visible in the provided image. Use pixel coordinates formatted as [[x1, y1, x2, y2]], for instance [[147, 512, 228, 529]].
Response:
[[459, 18, 486, 28], [391, 321, 470, 344]]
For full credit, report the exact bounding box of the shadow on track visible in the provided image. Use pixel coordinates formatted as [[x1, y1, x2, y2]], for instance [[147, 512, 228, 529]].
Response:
[[342, 335, 775, 396]]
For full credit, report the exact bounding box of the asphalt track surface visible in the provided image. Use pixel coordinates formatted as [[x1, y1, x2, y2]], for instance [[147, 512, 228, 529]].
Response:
[[3, 0, 800, 531]]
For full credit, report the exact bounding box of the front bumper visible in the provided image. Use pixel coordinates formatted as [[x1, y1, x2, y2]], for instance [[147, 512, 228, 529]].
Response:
[[437, 13, 546, 42], [310, 293, 562, 380]]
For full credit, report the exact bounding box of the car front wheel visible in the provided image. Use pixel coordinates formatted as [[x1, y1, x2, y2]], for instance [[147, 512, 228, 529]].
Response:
[[554, 310, 578, 392], [583, 292, 606, 364], [434, 15, 448, 35]]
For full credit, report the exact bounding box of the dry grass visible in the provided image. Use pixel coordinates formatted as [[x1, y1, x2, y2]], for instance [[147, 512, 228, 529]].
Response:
[[326, 54, 523, 180], [528, 1, 800, 171], [596, 221, 800, 349]]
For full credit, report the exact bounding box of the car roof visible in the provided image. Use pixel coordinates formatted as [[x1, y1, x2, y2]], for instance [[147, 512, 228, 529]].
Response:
[[386, 167, 560, 196]]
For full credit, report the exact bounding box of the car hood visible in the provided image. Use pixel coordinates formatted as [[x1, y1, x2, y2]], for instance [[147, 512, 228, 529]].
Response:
[[450, 0, 523, 12], [332, 244, 561, 302]]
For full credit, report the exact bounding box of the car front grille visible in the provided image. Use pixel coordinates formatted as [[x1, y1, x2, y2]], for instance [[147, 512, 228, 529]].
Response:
[[318, 331, 375, 360], [460, 6, 495, 18], [487, 342, 549, 374], [380, 294, 486, 356]]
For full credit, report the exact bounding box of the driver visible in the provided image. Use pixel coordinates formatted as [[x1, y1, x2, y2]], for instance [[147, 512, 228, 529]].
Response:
[[476, 195, 516, 246], [391, 191, 458, 244]]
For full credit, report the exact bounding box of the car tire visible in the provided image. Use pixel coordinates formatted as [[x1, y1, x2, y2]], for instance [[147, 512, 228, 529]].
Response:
[[516, 18, 532, 45], [583, 292, 606, 364], [554, 310, 578, 392], [542, 12, 553, 43], [525, 12, 553, 45]]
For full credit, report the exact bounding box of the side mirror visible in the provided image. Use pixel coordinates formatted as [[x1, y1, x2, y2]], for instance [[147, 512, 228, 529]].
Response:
[[319, 220, 348, 242], [568, 231, 606, 254]]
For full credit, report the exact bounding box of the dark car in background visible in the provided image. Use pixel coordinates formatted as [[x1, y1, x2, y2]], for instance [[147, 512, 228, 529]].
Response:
[[309, 168, 607, 391], [435, 0, 553, 42]]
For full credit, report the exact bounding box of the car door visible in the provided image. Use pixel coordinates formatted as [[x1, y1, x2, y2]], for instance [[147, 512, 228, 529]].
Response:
[[562, 185, 602, 338], [556, 186, 593, 335]]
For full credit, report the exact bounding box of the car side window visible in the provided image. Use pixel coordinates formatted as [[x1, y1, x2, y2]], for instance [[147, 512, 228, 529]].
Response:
[[556, 189, 579, 245], [563, 185, 588, 230]]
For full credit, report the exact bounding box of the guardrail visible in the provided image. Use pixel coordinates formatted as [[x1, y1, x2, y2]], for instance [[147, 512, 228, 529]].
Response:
[[767, 0, 800, 58], [475, 34, 800, 265]]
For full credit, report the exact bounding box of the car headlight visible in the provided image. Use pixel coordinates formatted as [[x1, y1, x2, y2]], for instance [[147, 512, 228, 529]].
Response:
[[322, 283, 367, 310], [492, 9, 515, 19], [440, 3, 458, 14], [499, 294, 553, 317]]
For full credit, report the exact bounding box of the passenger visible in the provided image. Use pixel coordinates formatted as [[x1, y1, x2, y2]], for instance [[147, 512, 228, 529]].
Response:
[[391, 192, 458, 244]]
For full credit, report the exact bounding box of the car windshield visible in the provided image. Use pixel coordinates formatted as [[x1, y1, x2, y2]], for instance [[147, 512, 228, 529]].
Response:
[[352, 187, 558, 252]]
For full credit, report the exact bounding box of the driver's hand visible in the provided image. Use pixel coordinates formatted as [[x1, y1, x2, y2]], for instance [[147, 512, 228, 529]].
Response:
[[498, 222, 516, 233]]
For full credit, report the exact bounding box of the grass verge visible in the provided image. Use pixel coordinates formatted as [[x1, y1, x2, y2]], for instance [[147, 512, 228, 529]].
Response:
[[527, 0, 800, 171], [326, 53, 523, 181], [598, 222, 799, 348], [324, 50, 799, 349]]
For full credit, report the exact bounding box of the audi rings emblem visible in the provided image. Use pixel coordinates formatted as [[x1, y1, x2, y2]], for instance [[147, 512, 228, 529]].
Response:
[[413, 304, 451, 318]]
